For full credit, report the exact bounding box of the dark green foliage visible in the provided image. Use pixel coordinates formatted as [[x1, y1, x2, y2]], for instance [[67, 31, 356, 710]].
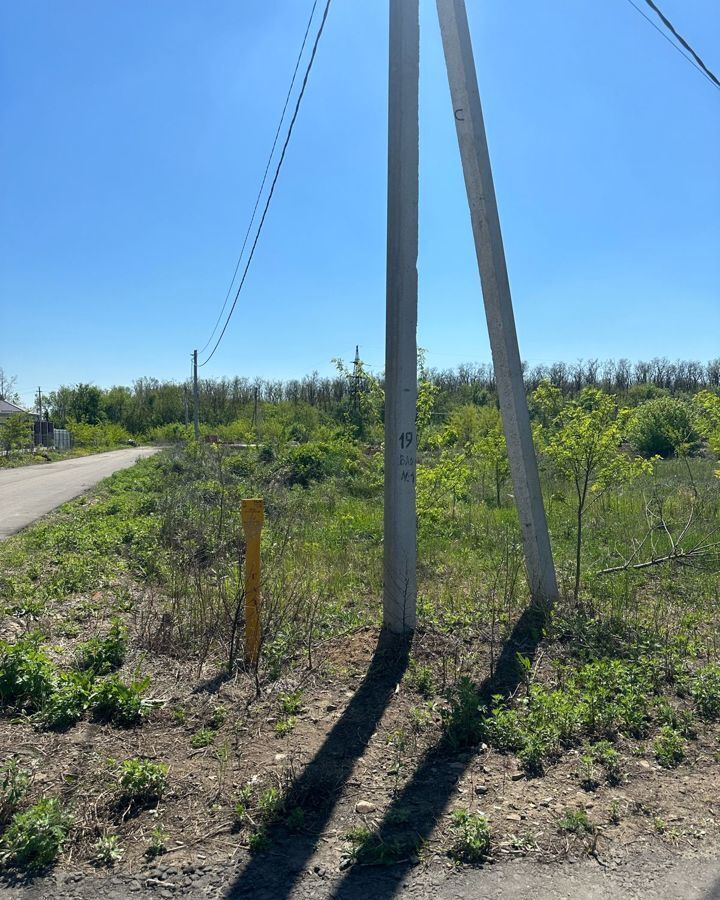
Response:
[[0, 798, 71, 870], [281, 441, 350, 487], [628, 396, 700, 458]]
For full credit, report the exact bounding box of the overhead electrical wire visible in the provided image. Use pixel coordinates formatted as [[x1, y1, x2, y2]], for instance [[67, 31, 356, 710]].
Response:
[[624, 0, 720, 91], [198, 0, 321, 356], [199, 0, 332, 367]]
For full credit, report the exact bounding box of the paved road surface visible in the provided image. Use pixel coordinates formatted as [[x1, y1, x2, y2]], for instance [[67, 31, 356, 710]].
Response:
[[0, 447, 159, 539]]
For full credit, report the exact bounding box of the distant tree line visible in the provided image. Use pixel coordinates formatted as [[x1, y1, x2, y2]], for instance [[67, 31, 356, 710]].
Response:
[[43, 357, 720, 435]]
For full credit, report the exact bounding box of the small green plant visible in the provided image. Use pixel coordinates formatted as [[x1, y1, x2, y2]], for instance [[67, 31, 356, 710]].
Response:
[[279, 691, 303, 716], [409, 704, 433, 731], [190, 727, 216, 748], [93, 834, 123, 866], [145, 825, 168, 859], [608, 799, 621, 825], [654, 726, 685, 769], [690, 665, 720, 721], [209, 703, 227, 729], [343, 825, 419, 866], [578, 752, 599, 790], [118, 758, 168, 804], [0, 759, 31, 824], [274, 716, 297, 737], [172, 706, 187, 725], [248, 825, 270, 853], [654, 816, 666, 834], [258, 786, 284, 822], [441, 677, 484, 750], [285, 806, 305, 831], [406, 660, 434, 698], [76, 621, 127, 675], [40, 672, 91, 731], [448, 808, 491, 864], [589, 740, 622, 785], [0, 798, 71, 870], [92, 675, 148, 726], [559, 807, 593, 835]]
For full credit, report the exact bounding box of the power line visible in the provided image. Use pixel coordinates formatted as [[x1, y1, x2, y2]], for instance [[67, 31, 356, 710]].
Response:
[[623, 0, 720, 91], [200, 0, 332, 367], [198, 0, 320, 356]]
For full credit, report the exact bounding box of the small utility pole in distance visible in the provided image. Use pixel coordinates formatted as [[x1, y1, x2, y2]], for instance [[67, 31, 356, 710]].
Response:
[[436, 0, 558, 602], [192, 350, 200, 441], [384, 0, 420, 634]]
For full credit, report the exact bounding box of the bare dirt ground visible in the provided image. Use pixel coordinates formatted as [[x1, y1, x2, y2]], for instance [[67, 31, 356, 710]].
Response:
[[2, 613, 720, 899]]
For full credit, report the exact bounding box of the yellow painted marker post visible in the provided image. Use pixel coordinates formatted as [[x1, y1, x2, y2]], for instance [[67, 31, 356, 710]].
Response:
[[241, 498, 264, 666]]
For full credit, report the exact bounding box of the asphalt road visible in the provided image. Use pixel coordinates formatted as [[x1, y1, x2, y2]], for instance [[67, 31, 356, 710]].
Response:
[[0, 447, 159, 540]]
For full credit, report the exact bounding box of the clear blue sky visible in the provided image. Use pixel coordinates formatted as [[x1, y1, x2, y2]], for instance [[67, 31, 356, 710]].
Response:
[[1, 0, 718, 406]]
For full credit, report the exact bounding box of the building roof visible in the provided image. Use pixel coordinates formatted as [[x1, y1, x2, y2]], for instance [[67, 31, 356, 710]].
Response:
[[0, 398, 34, 417]]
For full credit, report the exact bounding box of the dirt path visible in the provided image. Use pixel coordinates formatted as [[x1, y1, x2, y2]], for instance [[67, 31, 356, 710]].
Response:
[[2, 845, 720, 899], [0, 448, 159, 539]]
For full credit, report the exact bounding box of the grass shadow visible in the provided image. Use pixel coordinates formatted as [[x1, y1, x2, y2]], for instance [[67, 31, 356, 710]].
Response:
[[225, 628, 411, 899]]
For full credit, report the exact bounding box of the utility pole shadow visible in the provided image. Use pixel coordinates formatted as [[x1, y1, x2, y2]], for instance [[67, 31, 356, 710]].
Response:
[[225, 629, 411, 899], [329, 600, 551, 900]]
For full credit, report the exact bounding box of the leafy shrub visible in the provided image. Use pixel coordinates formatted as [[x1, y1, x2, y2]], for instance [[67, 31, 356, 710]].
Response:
[[628, 397, 699, 458], [0, 798, 71, 870], [654, 726, 685, 768], [118, 759, 168, 803], [92, 675, 148, 726], [76, 621, 127, 675], [281, 441, 350, 487], [448, 809, 491, 863]]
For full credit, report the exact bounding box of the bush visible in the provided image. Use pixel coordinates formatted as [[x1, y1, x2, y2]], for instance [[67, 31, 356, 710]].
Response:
[[0, 798, 71, 870], [281, 441, 352, 487], [40, 672, 91, 730], [628, 397, 699, 458]]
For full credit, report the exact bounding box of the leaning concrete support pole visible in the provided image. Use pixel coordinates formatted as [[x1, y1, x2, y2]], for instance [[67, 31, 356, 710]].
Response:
[[384, 0, 419, 633], [436, 0, 558, 602]]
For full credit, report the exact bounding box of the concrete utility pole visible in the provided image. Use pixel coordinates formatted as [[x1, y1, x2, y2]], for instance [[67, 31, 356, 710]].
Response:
[[436, 0, 558, 602], [192, 350, 200, 441], [384, 0, 419, 633]]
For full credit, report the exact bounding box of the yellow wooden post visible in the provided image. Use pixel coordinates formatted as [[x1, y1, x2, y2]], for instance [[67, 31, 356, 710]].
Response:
[[241, 498, 264, 666]]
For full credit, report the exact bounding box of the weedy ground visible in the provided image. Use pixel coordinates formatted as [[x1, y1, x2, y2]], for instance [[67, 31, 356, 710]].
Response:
[[0, 442, 719, 886]]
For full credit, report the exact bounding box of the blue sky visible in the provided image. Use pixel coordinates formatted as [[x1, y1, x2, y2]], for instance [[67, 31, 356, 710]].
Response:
[[1, 0, 718, 405]]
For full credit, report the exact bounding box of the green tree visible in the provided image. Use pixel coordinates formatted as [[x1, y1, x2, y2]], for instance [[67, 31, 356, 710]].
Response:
[[628, 396, 700, 458], [1, 413, 32, 452], [534, 386, 652, 601]]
